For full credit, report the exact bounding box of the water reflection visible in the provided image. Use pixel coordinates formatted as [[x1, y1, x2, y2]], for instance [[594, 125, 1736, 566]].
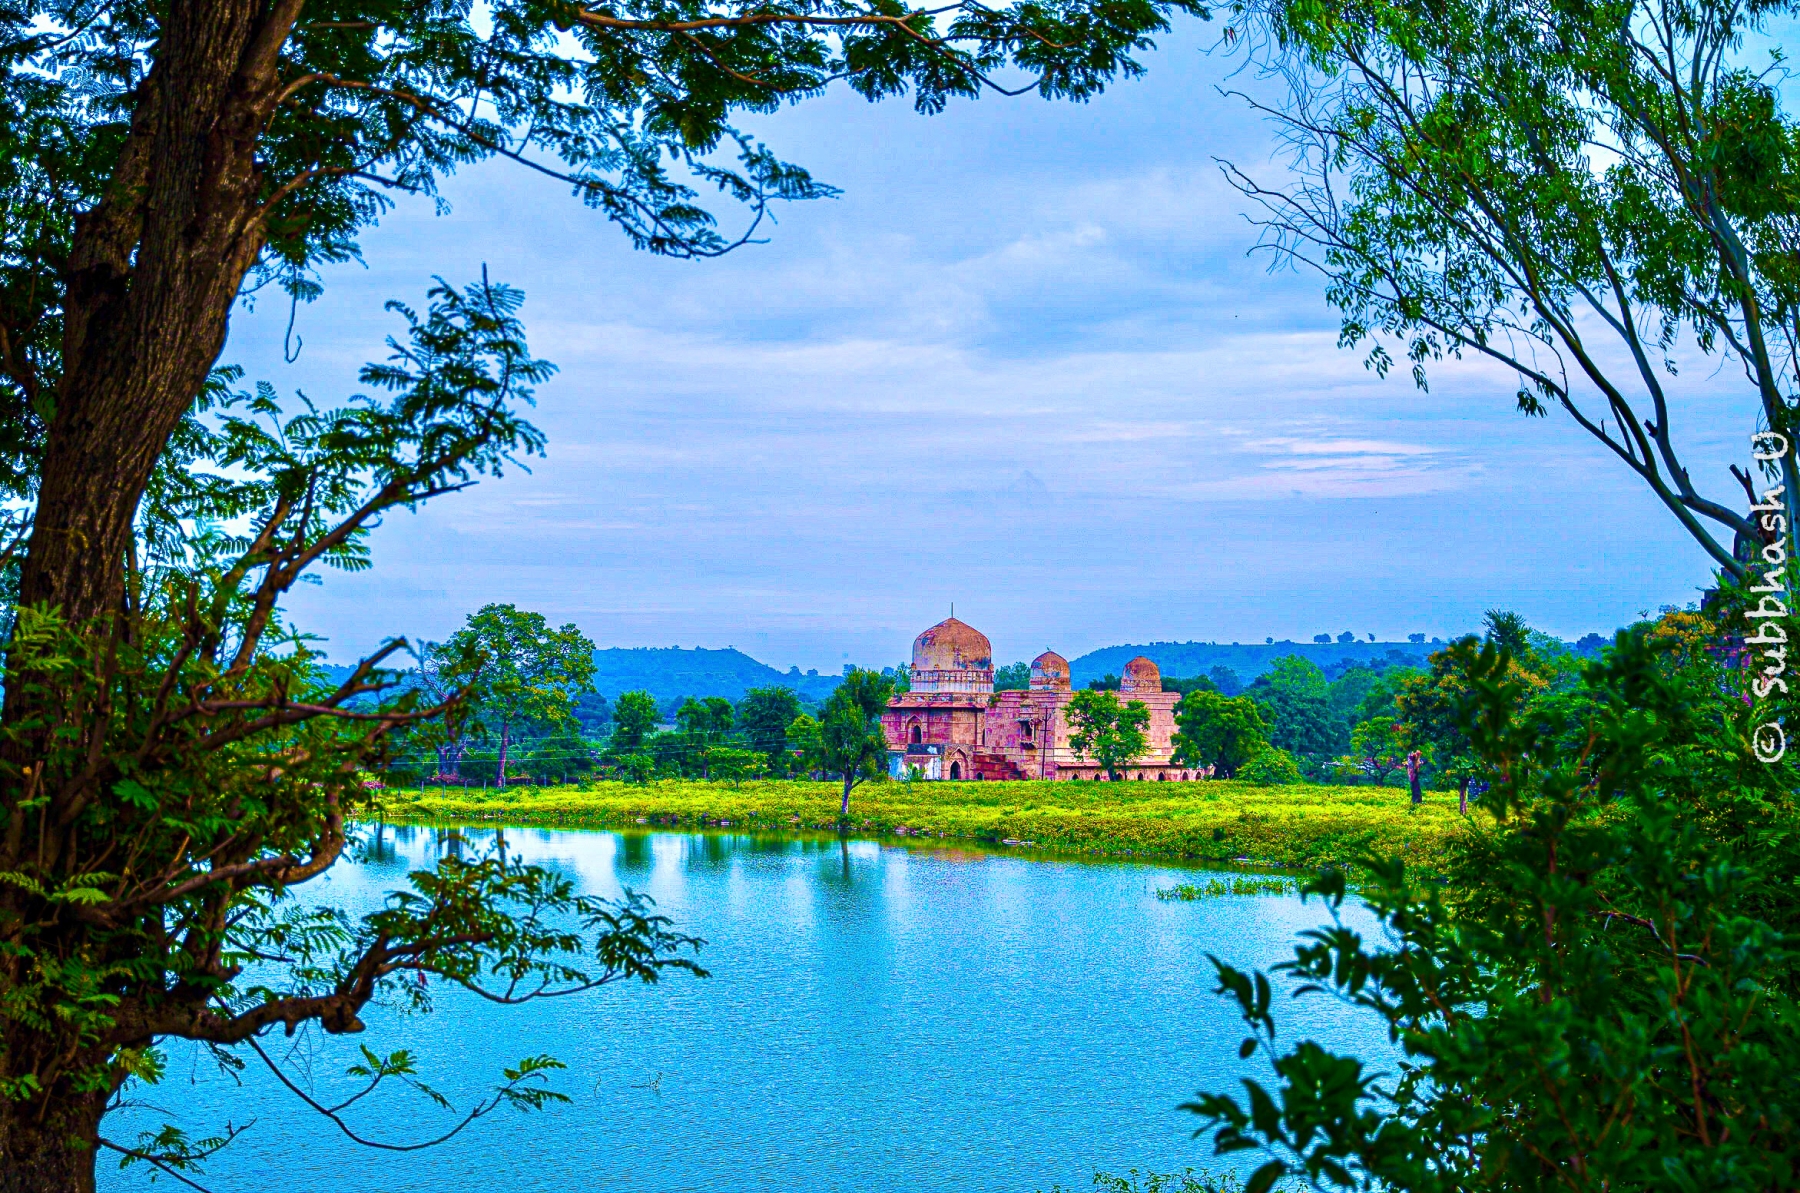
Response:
[[101, 825, 1384, 1193]]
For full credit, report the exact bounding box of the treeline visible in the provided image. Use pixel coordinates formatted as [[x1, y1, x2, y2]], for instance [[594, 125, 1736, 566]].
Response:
[[391, 682, 828, 786], [1164, 610, 1597, 789]]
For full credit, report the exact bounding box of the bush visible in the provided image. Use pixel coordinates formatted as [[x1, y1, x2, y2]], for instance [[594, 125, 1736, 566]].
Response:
[[1238, 748, 1302, 786]]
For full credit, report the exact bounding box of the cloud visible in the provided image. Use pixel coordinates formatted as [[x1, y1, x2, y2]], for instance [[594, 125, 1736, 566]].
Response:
[[231, 30, 1726, 667]]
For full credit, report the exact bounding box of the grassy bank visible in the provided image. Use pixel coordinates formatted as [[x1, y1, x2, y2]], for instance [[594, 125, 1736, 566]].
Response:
[[375, 778, 1468, 872]]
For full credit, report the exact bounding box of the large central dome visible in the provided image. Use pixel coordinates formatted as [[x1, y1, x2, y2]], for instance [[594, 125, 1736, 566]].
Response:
[[912, 617, 993, 672], [908, 617, 994, 694]]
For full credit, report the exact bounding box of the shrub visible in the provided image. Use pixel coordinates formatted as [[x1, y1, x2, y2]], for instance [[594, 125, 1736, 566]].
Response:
[[1238, 748, 1302, 786]]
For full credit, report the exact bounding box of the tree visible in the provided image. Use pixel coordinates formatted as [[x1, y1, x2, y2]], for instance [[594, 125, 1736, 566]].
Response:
[[994, 662, 1031, 691], [1221, 0, 1800, 575], [1066, 689, 1151, 780], [1209, 666, 1244, 697], [570, 691, 613, 737], [610, 691, 661, 753], [1395, 612, 1556, 812], [674, 695, 734, 774], [1314, 634, 1332, 644], [1342, 716, 1404, 786], [1325, 665, 1380, 728], [1172, 691, 1269, 778], [441, 605, 596, 787], [527, 734, 596, 781], [1265, 655, 1329, 700], [702, 747, 767, 784], [738, 687, 802, 772], [1162, 674, 1220, 696], [413, 638, 479, 779], [676, 696, 734, 740], [1184, 632, 1800, 1191], [786, 713, 824, 778], [815, 669, 896, 817], [0, 0, 1208, 1179], [1252, 687, 1341, 759]]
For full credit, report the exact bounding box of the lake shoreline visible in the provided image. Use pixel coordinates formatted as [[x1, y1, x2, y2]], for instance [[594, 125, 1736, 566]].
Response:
[[372, 777, 1467, 873]]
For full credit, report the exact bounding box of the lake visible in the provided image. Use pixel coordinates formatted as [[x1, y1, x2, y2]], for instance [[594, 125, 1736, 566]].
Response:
[[99, 827, 1385, 1192]]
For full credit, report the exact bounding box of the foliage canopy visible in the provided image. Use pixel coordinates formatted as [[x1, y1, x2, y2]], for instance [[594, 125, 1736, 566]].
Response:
[[0, 0, 1208, 1184], [1222, 0, 1800, 574]]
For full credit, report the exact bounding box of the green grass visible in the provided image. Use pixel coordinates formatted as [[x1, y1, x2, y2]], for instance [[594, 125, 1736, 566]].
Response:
[[375, 777, 1467, 872]]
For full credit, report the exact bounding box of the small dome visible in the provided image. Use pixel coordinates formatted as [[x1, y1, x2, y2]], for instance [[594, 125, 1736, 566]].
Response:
[[912, 617, 993, 673], [1120, 656, 1161, 694], [1029, 650, 1070, 690]]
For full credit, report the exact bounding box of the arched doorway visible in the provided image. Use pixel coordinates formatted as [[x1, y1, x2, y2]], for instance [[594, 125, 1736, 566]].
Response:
[[909, 721, 922, 744], [949, 760, 962, 780]]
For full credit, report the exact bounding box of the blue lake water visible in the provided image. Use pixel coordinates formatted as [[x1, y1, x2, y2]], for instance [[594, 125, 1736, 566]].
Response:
[[99, 827, 1385, 1192]]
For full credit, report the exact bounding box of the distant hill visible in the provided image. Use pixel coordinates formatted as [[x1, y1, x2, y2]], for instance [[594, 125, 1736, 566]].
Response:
[[316, 647, 843, 705], [588, 647, 842, 703], [1068, 640, 1441, 686], [317, 632, 1611, 709], [1068, 632, 1609, 686]]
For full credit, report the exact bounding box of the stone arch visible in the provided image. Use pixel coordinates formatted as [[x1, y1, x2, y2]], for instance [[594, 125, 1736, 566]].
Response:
[[908, 720, 922, 744], [949, 760, 962, 780]]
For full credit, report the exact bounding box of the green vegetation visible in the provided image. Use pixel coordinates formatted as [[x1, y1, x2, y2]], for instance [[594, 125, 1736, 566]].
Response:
[[1187, 623, 1800, 1188], [1042, 1171, 1245, 1193], [1237, 749, 1303, 787], [1157, 878, 1295, 901], [1173, 691, 1270, 778], [1224, 0, 1798, 573], [433, 604, 598, 786], [995, 662, 1032, 690], [1067, 689, 1153, 780], [809, 669, 897, 816], [0, 0, 1212, 1181], [378, 777, 1465, 872]]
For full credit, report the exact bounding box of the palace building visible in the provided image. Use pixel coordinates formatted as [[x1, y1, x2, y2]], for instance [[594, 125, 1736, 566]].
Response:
[[880, 617, 1207, 781]]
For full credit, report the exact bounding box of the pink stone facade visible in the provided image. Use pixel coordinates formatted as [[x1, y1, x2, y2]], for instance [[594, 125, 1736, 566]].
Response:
[[882, 618, 1208, 781]]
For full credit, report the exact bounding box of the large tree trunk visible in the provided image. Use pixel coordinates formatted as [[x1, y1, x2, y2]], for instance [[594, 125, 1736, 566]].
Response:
[[13, 0, 289, 636], [0, 1088, 107, 1193], [840, 774, 853, 818]]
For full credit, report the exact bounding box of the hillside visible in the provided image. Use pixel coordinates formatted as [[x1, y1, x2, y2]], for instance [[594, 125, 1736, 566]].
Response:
[[588, 647, 842, 702], [316, 647, 842, 705], [1067, 631, 1609, 686], [1068, 639, 1439, 685]]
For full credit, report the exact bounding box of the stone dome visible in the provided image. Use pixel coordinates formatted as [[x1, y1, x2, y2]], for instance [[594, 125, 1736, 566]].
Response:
[[911, 617, 993, 673], [1029, 650, 1071, 690], [1120, 655, 1162, 694]]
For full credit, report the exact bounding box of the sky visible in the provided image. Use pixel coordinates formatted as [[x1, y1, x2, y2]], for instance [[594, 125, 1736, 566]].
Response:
[[225, 21, 1744, 673]]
